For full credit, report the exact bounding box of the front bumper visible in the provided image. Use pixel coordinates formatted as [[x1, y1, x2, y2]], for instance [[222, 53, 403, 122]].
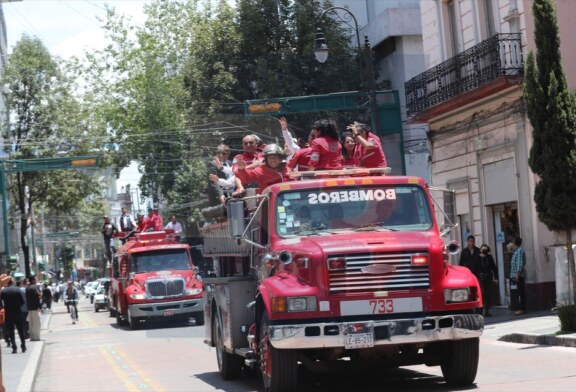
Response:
[[128, 298, 203, 318], [269, 314, 483, 349]]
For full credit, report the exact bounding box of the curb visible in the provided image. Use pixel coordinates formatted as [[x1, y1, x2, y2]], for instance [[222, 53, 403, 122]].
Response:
[[499, 333, 576, 348]]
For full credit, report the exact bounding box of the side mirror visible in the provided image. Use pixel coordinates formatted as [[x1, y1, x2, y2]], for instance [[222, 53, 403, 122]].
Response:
[[228, 199, 245, 238]]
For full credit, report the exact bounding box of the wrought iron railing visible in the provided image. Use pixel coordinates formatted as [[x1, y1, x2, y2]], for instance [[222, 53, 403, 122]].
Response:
[[405, 34, 523, 118]]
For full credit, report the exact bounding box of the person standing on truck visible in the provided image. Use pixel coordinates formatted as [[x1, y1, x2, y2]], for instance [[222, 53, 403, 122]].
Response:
[[459, 235, 481, 279], [348, 122, 387, 168], [117, 207, 136, 243], [232, 134, 263, 172], [145, 208, 162, 231], [308, 119, 342, 170], [278, 117, 300, 157], [341, 132, 359, 167], [207, 144, 245, 206], [136, 213, 147, 232], [164, 215, 183, 240], [234, 144, 292, 192], [287, 130, 315, 172], [102, 215, 118, 262]]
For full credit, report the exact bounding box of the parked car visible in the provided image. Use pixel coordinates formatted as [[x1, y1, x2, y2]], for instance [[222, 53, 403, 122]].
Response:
[[93, 286, 109, 312]]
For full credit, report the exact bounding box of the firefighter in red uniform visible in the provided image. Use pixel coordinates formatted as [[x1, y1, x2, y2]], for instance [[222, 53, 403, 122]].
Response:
[[234, 144, 292, 192], [348, 122, 387, 168], [308, 119, 342, 170], [287, 130, 315, 172]]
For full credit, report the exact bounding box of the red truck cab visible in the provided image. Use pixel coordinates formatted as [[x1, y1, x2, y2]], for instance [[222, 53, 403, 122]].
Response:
[[202, 169, 483, 391], [109, 231, 203, 329]]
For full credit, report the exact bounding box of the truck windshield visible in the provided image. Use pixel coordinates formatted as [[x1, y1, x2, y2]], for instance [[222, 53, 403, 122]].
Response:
[[276, 185, 433, 237], [131, 249, 192, 273]]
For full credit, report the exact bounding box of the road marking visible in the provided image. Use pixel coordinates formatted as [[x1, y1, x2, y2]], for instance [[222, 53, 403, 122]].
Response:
[[100, 346, 165, 392], [79, 312, 98, 328]]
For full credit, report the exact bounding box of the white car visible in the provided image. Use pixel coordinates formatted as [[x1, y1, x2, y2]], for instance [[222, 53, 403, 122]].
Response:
[[84, 282, 97, 298], [93, 286, 109, 312]]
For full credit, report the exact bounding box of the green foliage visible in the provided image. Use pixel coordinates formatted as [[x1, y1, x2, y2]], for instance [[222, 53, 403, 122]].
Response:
[[1, 36, 102, 276], [557, 304, 576, 332], [524, 0, 576, 304]]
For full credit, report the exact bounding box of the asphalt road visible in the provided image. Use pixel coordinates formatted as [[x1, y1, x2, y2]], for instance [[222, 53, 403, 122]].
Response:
[[32, 298, 576, 392]]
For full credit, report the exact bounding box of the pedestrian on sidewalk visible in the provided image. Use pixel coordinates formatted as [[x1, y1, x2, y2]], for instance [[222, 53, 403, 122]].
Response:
[[18, 280, 29, 339], [0, 276, 26, 353], [42, 283, 53, 311], [25, 276, 42, 341], [510, 236, 527, 315], [478, 244, 498, 317], [459, 235, 481, 278]]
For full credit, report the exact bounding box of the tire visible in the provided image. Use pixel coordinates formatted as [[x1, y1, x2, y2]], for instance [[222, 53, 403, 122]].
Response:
[[259, 313, 298, 392], [214, 310, 243, 380], [127, 308, 141, 330], [194, 311, 205, 326], [440, 338, 480, 386], [116, 310, 125, 326], [95, 307, 99, 313], [109, 306, 117, 317]]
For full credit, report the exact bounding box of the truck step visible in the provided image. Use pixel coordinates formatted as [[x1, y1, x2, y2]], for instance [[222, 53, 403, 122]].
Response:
[[244, 358, 258, 369]]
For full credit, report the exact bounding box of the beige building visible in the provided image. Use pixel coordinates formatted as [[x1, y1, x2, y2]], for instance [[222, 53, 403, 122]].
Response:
[[405, 0, 576, 310]]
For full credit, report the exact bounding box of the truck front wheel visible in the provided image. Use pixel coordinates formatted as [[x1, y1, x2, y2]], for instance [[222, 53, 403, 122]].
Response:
[[194, 311, 205, 326], [214, 310, 242, 379], [439, 338, 479, 385], [259, 314, 297, 392]]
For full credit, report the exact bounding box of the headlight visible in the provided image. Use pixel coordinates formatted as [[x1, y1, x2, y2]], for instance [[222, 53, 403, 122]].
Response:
[[185, 288, 203, 296], [287, 296, 317, 312], [129, 293, 147, 300], [444, 288, 470, 303]]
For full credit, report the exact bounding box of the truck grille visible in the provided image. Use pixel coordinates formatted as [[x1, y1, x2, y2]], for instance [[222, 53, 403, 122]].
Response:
[[328, 252, 430, 294], [146, 278, 185, 298]]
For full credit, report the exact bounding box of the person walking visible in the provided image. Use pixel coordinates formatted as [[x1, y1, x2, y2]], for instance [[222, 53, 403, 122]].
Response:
[[1, 277, 26, 353], [18, 280, 29, 339], [26, 276, 42, 341], [42, 283, 53, 311], [478, 244, 498, 317], [510, 236, 527, 315]]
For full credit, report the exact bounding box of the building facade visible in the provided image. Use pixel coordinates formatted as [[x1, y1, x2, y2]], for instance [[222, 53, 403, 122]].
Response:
[[405, 0, 576, 310]]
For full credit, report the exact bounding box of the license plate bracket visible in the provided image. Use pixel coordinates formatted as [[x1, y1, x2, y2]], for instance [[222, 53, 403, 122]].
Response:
[[344, 322, 374, 349]]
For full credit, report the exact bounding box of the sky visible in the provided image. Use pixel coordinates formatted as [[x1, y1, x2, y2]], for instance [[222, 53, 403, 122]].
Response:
[[3, 0, 150, 203]]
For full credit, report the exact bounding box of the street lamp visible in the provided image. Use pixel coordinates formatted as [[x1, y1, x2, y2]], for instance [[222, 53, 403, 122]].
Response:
[[314, 6, 379, 131]]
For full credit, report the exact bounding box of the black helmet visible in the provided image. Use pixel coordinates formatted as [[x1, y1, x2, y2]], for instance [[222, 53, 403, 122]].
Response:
[[262, 144, 286, 159]]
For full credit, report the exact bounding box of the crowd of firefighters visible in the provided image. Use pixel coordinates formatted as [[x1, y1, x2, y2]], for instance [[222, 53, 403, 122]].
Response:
[[206, 117, 387, 205]]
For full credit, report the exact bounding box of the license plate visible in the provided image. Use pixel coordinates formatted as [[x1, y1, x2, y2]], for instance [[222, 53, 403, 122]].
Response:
[[340, 297, 423, 316], [163, 310, 175, 316], [344, 323, 374, 349]]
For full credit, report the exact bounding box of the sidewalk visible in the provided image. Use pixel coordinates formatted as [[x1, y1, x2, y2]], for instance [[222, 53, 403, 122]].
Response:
[[1, 310, 50, 392], [1, 306, 574, 392]]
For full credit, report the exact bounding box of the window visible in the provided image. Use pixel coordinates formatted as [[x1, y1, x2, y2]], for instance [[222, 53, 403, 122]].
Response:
[[479, 0, 497, 38], [275, 185, 433, 238], [447, 0, 462, 56], [131, 249, 191, 272]]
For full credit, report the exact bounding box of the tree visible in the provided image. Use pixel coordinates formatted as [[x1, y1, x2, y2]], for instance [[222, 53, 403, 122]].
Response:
[[524, 0, 576, 303], [1, 36, 100, 277]]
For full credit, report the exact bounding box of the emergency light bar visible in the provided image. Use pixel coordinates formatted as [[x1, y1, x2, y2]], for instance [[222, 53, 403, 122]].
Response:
[[288, 167, 391, 180]]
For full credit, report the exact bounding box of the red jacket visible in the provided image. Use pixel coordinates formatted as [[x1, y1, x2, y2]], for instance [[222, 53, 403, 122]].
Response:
[[145, 214, 162, 231], [232, 151, 263, 171], [355, 134, 387, 168], [287, 148, 312, 171], [235, 164, 292, 192], [309, 136, 342, 170], [136, 218, 148, 232]]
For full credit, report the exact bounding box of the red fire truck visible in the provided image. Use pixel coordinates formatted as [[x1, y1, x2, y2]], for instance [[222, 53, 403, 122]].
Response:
[[109, 230, 204, 329], [201, 168, 483, 391]]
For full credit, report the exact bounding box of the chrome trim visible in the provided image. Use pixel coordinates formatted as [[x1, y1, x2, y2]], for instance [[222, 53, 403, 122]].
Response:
[[145, 277, 185, 298], [128, 298, 203, 318], [268, 314, 483, 349]]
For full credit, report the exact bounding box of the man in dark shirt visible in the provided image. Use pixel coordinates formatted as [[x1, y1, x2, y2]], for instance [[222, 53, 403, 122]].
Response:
[[25, 276, 42, 341], [459, 235, 481, 279], [1, 277, 26, 353]]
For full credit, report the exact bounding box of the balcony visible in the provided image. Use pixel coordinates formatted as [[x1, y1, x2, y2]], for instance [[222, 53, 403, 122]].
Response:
[[405, 34, 523, 120]]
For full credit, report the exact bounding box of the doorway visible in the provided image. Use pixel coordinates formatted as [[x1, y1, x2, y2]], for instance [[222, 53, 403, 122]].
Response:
[[492, 204, 519, 306]]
